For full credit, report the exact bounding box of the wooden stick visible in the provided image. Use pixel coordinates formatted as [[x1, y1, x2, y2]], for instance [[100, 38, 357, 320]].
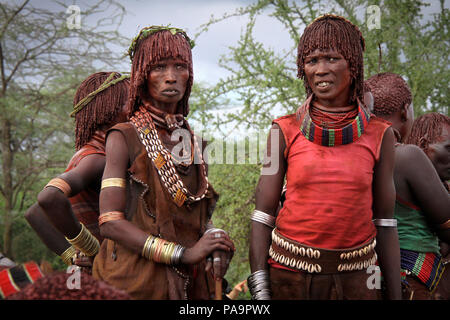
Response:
[[215, 278, 222, 300]]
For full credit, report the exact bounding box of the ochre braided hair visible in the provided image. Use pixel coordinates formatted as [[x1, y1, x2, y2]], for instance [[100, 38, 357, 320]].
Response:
[[406, 112, 450, 150], [7, 272, 131, 300], [365, 72, 412, 116], [73, 72, 129, 150], [126, 27, 193, 117], [297, 14, 365, 105]]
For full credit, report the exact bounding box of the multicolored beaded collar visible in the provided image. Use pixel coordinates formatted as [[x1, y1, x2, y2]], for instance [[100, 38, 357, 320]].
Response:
[[298, 96, 371, 147]]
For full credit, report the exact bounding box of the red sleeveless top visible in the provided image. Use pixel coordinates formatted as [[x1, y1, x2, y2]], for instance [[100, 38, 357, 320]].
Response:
[[272, 111, 390, 250], [65, 133, 105, 242]]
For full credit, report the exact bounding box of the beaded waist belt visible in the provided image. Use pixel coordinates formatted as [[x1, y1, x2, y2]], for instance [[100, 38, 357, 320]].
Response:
[[269, 228, 377, 274], [400, 249, 445, 292]]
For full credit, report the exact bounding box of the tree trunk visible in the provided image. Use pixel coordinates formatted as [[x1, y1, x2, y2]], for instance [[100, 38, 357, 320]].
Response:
[[1, 118, 13, 258]]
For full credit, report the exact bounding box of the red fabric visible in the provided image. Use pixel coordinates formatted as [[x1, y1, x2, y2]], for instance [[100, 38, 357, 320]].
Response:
[[65, 134, 105, 242], [23, 262, 43, 283], [272, 113, 390, 251], [0, 269, 20, 298]]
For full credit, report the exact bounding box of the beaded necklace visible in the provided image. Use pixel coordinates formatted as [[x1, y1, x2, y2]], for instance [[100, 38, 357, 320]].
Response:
[[310, 104, 359, 129], [142, 103, 194, 168], [130, 106, 208, 207], [299, 96, 371, 147]]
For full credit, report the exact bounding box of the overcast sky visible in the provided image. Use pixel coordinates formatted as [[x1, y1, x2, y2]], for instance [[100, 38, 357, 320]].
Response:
[[11, 0, 448, 135], [24, 0, 447, 86], [101, 0, 447, 85], [68, 0, 447, 135], [112, 0, 293, 84]]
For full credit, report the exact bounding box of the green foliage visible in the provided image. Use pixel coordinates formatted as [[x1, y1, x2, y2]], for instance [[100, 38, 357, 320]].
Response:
[[208, 162, 260, 294], [360, 0, 449, 115], [203, 134, 266, 294], [0, 0, 128, 258], [195, 0, 449, 127]]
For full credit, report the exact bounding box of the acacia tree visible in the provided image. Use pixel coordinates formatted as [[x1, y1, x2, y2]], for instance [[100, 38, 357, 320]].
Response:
[[196, 0, 448, 131], [0, 0, 128, 258]]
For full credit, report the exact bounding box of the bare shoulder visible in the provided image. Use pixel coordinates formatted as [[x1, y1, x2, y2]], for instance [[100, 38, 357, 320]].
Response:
[[105, 130, 128, 157], [395, 144, 429, 165], [104, 129, 130, 172]]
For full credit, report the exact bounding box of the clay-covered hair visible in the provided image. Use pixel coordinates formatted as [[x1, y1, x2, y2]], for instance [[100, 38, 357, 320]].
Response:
[[126, 26, 193, 117], [297, 14, 365, 104]]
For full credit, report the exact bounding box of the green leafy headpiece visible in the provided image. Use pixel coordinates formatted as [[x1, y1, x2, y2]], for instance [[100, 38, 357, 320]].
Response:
[[127, 25, 195, 61]]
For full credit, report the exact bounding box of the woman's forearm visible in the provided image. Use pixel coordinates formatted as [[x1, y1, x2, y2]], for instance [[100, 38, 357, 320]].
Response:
[[375, 227, 402, 300]]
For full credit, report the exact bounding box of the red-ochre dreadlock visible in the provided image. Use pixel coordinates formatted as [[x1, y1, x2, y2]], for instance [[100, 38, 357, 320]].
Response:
[[406, 112, 450, 150], [365, 72, 412, 117], [7, 272, 131, 300], [297, 14, 365, 105], [127, 29, 193, 117], [74, 72, 129, 150]]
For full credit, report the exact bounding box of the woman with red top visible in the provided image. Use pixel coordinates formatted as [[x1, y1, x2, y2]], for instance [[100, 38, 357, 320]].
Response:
[[248, 15, 401, 300], [25, 72, 129, 269]]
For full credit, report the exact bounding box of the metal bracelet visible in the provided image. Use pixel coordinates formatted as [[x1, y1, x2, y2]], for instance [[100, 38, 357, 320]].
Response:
[[438, 219, 450, 230], [372, 219, 397, 227], [251, 210, 276, 228], [101, 178, 126, 190], [247, 270, 271, 300], [204, 228, 228, 236], [171, 244, 185, 265]]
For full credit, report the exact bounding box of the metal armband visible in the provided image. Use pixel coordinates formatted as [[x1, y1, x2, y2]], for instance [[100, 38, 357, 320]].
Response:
[[98, 211, 125, 226], [251, 210, 276, 229], [247, 270, 271, 300], [101, 178, 126, 190], [45, 178, 71, 197], [372, 219, 397, 227], [65, 223, 100, 257]]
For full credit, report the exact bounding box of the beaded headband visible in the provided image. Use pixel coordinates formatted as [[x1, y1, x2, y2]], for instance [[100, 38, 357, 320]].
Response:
[[126, 25, 195, 62], [70, 72, 130, 117]]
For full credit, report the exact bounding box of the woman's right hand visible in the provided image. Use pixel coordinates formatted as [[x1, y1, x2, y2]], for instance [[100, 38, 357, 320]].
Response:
[[180, 231, 234, 265]]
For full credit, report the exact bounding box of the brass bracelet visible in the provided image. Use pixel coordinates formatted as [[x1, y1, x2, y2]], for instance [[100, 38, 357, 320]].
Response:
[[65, 223, 99, 257], [141, 235, 184, 265], [60, 246, 77, 266], [45, 178, 71, 197], [142, 235, 156, 259], [98, 211, 125, 226], [101, 178, 126, 190]]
